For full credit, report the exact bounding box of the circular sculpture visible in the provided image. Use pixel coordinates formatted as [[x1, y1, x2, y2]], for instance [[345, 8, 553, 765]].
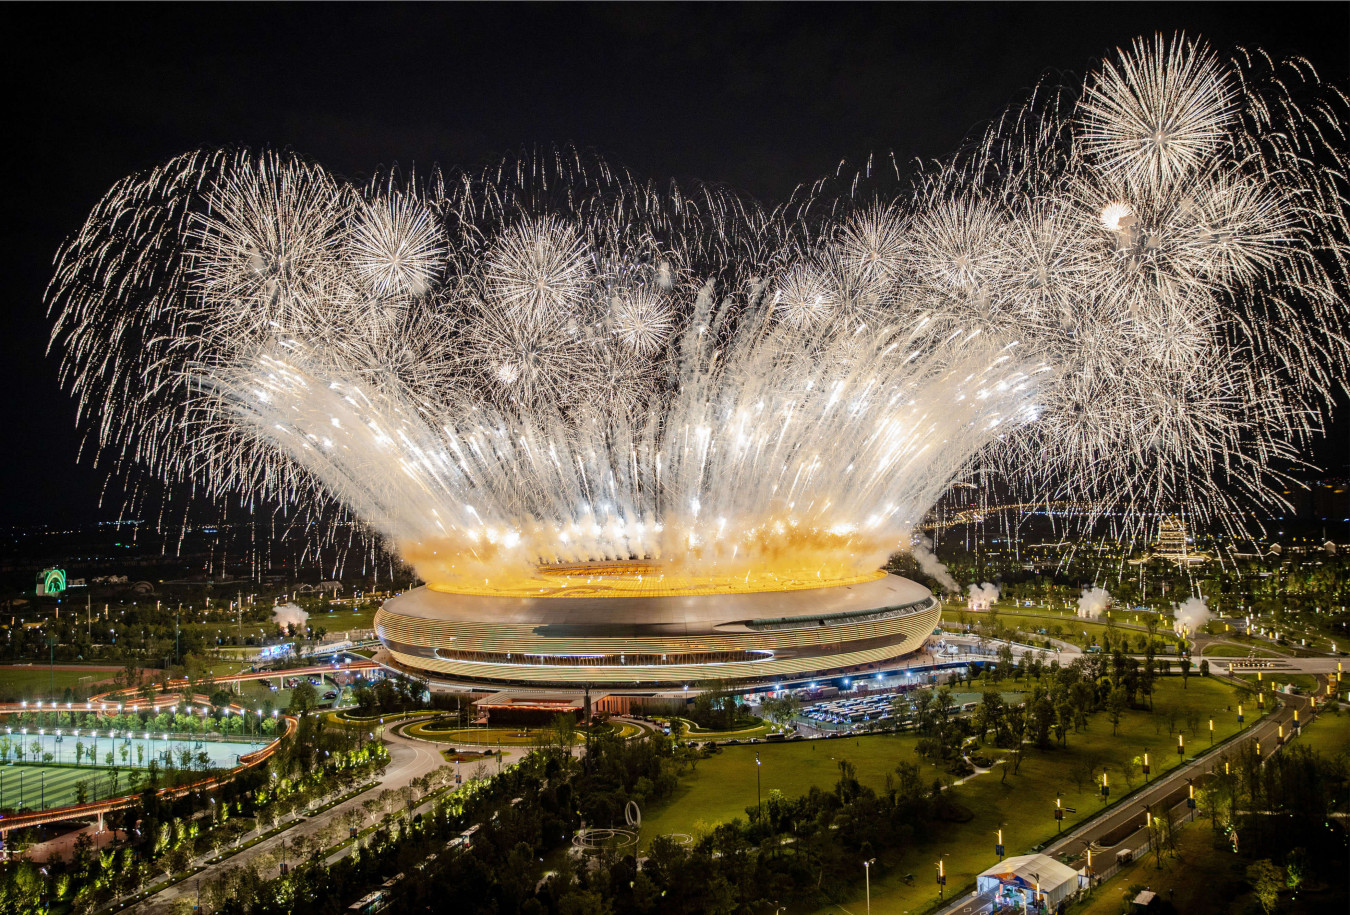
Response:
[[376, 570, 940, 690], [572, 827, 639, 856]]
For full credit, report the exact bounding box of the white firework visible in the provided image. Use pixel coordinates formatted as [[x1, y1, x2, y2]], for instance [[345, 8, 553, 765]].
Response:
[[482, 217, 593, 322], [610, 286, 674, 356], [349, 192, 446, 296], [770, 263, 835, 329], [188, 152, 349, 328], [45, 35, 1350, 586], [1078, 34, 1237, 192], [463, 300, 589, 407]]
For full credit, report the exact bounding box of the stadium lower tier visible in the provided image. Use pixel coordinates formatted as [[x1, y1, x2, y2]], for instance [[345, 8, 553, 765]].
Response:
[[374, 573, 941, 689]]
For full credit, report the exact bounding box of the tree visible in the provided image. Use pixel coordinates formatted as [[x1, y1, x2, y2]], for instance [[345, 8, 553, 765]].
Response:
[[1121, 755, 1139, 787], [1284, 848, 1309, 893], [1107, 687, 1128, 735], [976, 690, 1005, 744], [1246, 860, 1284, 915], [288, 681, 319, 715], [760, 695, 801, 728]]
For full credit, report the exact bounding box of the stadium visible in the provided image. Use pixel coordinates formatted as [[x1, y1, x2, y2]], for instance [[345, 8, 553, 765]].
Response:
[[374, 565, 941, 693]]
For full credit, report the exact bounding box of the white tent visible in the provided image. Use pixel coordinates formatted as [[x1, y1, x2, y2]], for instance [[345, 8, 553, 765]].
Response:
[[977, 854, 1080, 911]]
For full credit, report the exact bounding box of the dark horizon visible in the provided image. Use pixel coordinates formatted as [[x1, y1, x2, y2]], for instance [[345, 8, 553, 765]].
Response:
[[8, 3, 1349, 526]]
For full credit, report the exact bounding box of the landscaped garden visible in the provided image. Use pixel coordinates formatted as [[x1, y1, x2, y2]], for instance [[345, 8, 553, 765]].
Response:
[[637, 673, 1265, 915]]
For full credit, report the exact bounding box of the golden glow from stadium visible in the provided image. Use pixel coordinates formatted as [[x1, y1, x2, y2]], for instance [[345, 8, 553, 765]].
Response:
[[423, 561, 886, 599], [403, 522, 897, 597]]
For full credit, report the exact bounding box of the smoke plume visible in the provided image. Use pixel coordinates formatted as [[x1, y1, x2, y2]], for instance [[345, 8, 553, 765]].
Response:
[[1076, 587, 1111, 619], [1174, 596, 1211, 635], [272, 602, 310, 632], [967, 582, 999, 609], [911, 537, 958, 592]]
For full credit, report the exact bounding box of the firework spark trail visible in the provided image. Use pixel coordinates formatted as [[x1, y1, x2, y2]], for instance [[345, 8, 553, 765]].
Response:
[[47, 36, 1350, 591]]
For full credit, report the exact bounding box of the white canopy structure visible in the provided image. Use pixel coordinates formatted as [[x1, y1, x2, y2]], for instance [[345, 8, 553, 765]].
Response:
[[977, 854, 1080, 911]]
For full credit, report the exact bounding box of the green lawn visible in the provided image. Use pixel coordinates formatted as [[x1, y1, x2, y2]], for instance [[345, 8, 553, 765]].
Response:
[[309, 606, 378, 633], [0, 764, 145, 811], [814, 676, 1261, 915], [1069, 823, 1246, 915], [640, 733, 945, 847], [401, 722, 571, 746], [1225, 672, 1320, 696], [1290, 710, 1350, 758], [0, 667, 119, 702], [950, 609, 1184, 652], [634, 675, 1260, 915]]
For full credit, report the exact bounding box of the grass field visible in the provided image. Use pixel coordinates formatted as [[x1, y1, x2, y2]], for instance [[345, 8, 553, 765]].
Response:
[[309, 606, 378, 632], [0, 667, 120, 702], [816, 675, 1261, 915], [1225, 671, 1321, 695], [634, 676, 1261, 915], [1290, 709, 1350, 758], [1070, 824, 1246, 915], [0, 764, 142, 810], [401, 722, 570, 746], [641, 733, 943, 847], [950, 609, 1184, 652], [667, 717, 779, 742]]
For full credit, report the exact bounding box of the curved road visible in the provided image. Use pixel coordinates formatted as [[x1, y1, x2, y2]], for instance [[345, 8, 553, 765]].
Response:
[[128, 718, 454, 915]]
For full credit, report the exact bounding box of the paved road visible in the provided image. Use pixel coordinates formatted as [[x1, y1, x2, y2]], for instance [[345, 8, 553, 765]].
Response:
[[927, 674, 1321, 915], [127, 719, 456, 915], [1044, 675, 1313, 863]]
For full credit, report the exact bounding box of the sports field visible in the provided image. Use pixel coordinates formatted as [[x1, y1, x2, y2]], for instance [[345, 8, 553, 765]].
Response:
[[0, 764, 137, 810]]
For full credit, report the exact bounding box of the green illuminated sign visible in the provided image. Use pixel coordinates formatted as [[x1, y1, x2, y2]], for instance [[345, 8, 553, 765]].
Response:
[[36, 568, 67, 597]]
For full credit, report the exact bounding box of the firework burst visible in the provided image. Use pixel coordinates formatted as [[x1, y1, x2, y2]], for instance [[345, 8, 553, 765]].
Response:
[[48, 35, 1350, 588]]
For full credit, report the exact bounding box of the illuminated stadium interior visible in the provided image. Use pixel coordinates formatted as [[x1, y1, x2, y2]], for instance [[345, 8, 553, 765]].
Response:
[[375, 565, 941, 691]]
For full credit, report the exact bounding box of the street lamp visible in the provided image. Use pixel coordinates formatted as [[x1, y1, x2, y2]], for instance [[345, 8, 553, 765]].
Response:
[[755, 752, 762, 821], [864, 857, 876, 915]]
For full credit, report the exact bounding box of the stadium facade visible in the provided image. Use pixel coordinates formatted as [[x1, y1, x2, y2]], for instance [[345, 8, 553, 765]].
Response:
[[374, 568, 940, 693]]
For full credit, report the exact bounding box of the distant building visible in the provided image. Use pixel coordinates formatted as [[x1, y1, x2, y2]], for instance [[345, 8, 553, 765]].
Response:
[[1156, 516, 1189, 564]]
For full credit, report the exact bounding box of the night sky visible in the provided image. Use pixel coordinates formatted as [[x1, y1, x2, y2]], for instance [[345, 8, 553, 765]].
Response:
[[7, 3, 1349, 526]]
